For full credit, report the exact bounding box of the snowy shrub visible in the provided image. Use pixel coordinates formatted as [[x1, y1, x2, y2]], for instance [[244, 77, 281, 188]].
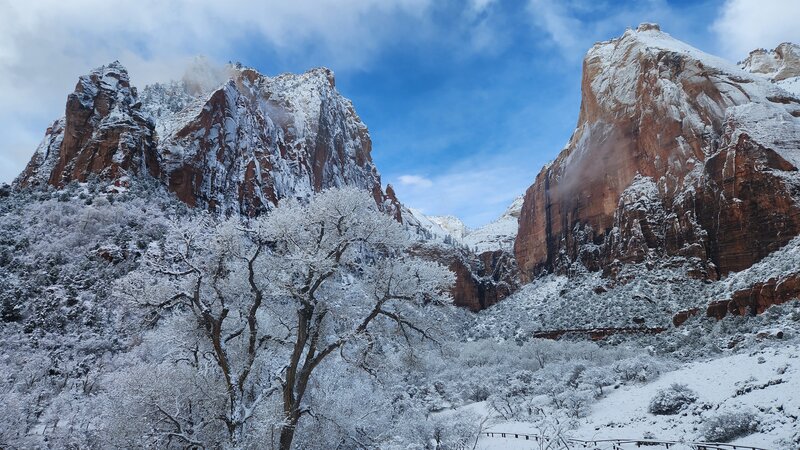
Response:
[[577, 366, 616, 397], [613, 356, 665, 383], [554, 389, 593, 418], [648, 383, 698, 415], [700, 410, 759, 442]]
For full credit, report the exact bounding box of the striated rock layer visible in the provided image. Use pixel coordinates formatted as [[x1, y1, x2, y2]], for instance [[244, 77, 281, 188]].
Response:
[[515, 24, 800, 283]]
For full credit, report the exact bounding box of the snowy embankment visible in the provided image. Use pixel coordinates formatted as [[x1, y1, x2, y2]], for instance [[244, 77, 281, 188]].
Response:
[[465, 344, 800, 449]]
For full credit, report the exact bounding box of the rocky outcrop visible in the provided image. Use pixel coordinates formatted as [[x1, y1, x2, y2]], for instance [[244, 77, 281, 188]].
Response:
[[672, 308, 700, 327], [742, 43, 800, 82], [706, 272, 800, 320], [515, 24, 800, 282], [151, 67, 386, 215], [17, 62, 160, 188], [411, 244, 519, 311], [532, 326, 666, 341]]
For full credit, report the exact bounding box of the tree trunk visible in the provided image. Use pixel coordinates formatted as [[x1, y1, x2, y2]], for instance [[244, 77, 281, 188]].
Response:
[[278, 419, 298, 450]]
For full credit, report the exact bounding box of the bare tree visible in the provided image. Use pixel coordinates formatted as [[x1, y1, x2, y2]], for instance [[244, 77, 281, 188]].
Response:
[[124, 188, 454, 449], [255, 189, 454, 450]]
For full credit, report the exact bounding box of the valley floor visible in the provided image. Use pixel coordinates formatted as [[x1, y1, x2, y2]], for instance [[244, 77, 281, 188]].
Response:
[[466, 343, 800, 449]]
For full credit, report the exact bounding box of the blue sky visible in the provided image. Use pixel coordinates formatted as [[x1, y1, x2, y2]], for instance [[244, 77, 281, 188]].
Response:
[[1, 0, 798, 226]]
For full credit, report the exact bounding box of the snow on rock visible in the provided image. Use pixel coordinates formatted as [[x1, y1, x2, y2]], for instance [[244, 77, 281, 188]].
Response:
[[463, 196, 523, 253], [515, 24, 800, 284], [16, 62, 160, 188], [16, 62, 390, 217], [404, 196, 523, 253], [429, 215, 469, 240], [148, 65, 385, 215], [741, 43, 800, 82]]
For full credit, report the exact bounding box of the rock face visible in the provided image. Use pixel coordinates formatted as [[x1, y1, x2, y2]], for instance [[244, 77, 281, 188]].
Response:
[[706, 273, 800, 320], [410, 244, 518, 312], [17, 62, 389, 217], [17, 62, 160, 188], [515, 24, 800, 282], [742, 43, 800, 82], [148, 67, 385, 215]]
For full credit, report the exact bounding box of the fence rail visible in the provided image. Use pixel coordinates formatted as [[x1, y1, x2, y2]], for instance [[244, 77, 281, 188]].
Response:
[[483, 431, 770, 450]]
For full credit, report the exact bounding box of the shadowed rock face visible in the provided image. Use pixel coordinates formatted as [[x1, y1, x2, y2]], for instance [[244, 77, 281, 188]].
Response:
[[17, 62, 160, 188], [410, 244, 519, 312], [515, 24, 800, 282], [154, 67, 387, 216]]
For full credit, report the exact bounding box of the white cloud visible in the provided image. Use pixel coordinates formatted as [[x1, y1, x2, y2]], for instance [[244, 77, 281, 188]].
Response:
[[0, 0, 434, 183], [469, 0, 496, 14], [527, 0, 583, 55], [397, 175, 434, 188], [712, 0, 800, 60]]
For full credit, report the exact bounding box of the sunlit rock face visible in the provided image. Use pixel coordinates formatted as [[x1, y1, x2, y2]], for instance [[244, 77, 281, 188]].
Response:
[[515, 24, 800, 282], [17, 62, 160, 188]]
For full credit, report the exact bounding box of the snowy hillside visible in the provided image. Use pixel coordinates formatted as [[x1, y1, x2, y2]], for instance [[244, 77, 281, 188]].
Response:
[[470, 343, 800, 449]]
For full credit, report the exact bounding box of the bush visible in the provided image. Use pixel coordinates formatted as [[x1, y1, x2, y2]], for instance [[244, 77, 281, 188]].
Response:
[[701, 410, 758, 442], [648, 383, 698, 415], [613, 356, 664, 383]]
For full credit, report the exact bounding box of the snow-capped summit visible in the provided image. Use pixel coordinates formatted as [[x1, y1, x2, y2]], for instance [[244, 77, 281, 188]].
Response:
[[463, 195, 523, 253], [404, 196, 523, 253], [741, 42, 800, 82], [740, 42, 800, 97], [428, 215, 469, 240]]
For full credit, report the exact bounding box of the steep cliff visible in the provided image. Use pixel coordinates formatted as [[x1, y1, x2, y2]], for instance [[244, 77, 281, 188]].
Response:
[[17, 62, 389, 217], [145, 66, 385, 215], [515, 24, 800, 282], [17, 62, 160, 188]]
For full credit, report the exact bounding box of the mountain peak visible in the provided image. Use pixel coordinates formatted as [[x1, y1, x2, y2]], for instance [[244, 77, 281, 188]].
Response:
[[636, 22, 660, 32], [17, 59, 387, 217], [741, 42, 800, 82]]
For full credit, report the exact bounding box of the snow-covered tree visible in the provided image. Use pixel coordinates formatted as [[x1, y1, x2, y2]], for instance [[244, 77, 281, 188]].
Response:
[[119, 188, 455, 449]]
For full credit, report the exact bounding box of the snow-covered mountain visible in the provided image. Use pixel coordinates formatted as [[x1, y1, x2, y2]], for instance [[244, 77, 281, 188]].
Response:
[[428, 215, 469, 240], [515, 24, 800, 285], [741, 42, 800, 94], [17, 61, 394, 217], [407, 196, 523, 253], [463, 196, 523, 253]]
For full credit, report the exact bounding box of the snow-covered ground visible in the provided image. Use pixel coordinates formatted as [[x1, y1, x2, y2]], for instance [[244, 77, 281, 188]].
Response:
[[467, 343, 800, 449]]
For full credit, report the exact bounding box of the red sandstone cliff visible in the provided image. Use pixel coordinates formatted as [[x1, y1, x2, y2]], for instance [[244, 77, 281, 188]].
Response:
[[17, 62, 160, 188], [515, 24, 800, 282], [16, 63, 393, 218]]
